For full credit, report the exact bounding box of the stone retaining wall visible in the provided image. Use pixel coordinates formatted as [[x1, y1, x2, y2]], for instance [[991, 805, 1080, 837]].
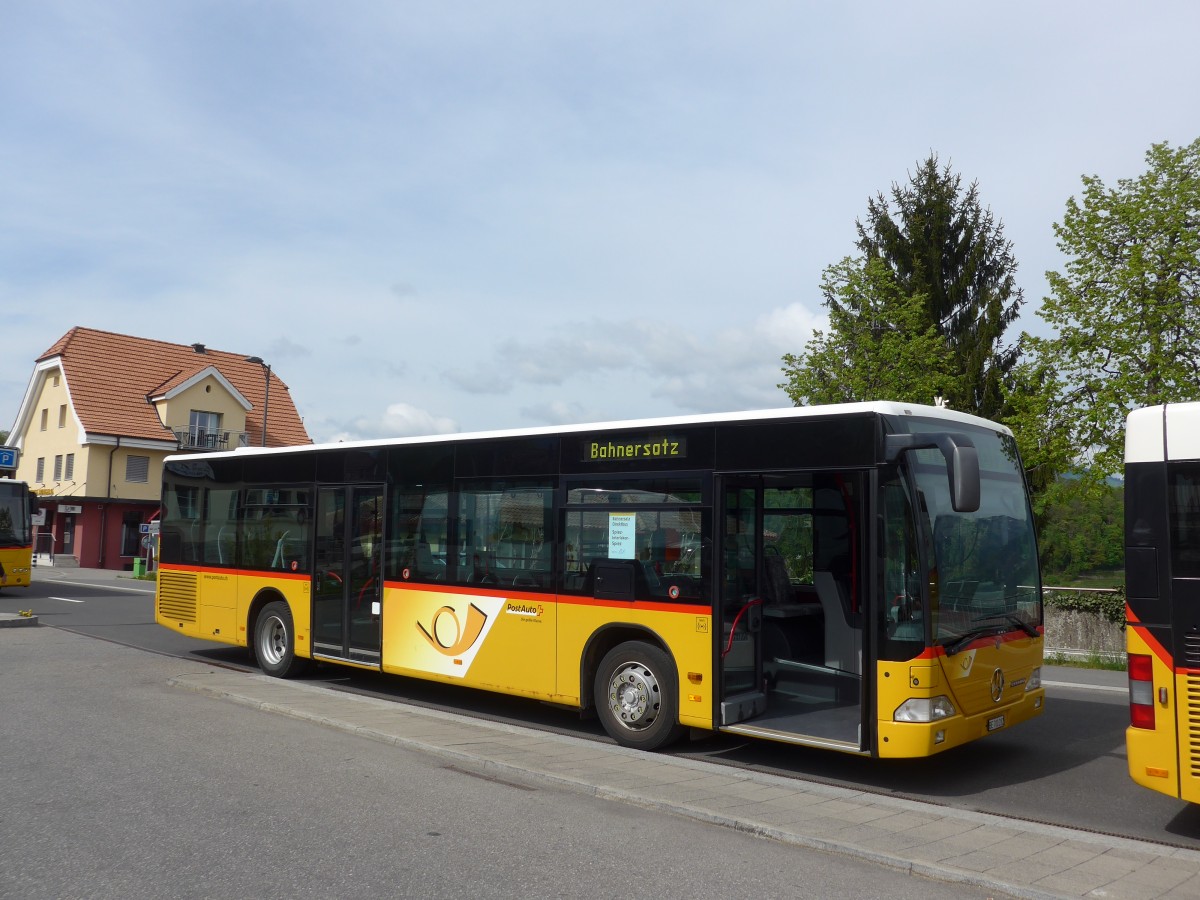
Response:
[[1043, 606, 1125, 664]]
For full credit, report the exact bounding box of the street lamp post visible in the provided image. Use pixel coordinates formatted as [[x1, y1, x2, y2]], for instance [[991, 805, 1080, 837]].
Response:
[[244, 356, 271, 447]]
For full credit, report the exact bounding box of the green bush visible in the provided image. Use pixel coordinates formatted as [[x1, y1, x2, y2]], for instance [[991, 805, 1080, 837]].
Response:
[[1042, 584, 1126, 625]]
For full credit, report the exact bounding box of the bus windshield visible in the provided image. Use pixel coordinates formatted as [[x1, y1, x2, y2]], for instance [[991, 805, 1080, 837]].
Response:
[[899, 422, 1042, 653], [0, 483, 33, 547]]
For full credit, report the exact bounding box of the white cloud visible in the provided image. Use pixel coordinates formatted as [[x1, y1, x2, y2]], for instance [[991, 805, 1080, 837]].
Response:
[[325, 402, 460, 443], [3, 1, 1199, 444]]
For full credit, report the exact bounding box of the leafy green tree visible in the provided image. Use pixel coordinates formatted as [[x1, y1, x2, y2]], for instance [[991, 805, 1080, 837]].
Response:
[[1001, 352, 1073, 514], [780, 255, 961, 405], [854, 155, 1024, 419], [1022, 138, 1200, 480], [1036, 479, 1124, 583]]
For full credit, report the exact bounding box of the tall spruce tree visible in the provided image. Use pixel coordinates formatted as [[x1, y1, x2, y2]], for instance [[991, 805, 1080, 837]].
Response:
[[852, 155, 1024, 419]]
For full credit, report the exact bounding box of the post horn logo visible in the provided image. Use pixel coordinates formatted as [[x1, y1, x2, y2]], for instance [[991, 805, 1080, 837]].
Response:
[[417, 603, 489, 657]]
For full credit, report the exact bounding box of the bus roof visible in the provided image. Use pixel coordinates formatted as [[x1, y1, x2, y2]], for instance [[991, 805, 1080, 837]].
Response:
[[1127, 402, 1200, 464], [166, 401, 1009, 465]]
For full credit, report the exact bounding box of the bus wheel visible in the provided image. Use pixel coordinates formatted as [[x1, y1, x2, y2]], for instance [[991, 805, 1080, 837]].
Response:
[[595, 641, 683, 750], [254, 601, 309, 678]]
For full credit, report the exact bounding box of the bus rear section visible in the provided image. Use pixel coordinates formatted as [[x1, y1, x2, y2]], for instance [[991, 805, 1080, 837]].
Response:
[[0, 480, 36, 591], [1125, 403, 1200, 803]]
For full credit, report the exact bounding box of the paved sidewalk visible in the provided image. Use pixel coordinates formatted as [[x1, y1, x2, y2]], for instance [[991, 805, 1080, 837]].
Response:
[[167, 667, 1200, 900]]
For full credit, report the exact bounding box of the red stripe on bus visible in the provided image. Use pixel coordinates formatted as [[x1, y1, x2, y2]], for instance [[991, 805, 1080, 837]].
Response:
[[380, 579, 709, 616], [157, 563, 310, 582], [1126, 616, 1176, 671]]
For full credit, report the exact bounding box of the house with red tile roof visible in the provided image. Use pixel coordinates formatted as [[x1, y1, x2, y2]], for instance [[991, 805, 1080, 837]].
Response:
[[6, 327, 311, 570]]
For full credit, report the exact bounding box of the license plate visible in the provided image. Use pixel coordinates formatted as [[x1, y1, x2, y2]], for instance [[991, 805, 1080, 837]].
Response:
[[987, 715, 1006, 732]]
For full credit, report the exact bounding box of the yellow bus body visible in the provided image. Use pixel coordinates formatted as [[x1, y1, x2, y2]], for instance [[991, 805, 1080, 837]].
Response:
[[1126, 625, 1200, 803], [159, 564, 1044, 752], [875, 635, 1045, 758], [0, 545, 34, 589], [376, 583, 714, 729], [158, 566, 311, 651]]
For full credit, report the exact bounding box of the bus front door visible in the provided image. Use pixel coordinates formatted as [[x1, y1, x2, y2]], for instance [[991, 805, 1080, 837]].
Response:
[[312, 485, 385, 668], [717, 474, 865, 752]]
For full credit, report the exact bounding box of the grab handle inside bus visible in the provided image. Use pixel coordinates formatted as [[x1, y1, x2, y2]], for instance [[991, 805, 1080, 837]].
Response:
[[885, 432, 980, 513]]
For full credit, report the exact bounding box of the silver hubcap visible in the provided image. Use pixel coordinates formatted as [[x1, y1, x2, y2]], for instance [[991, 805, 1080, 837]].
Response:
[[259, 615, 287, 665], [606, 661, 661, 731]]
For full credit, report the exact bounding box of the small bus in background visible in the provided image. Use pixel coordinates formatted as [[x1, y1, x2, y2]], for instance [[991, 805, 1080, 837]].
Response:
[[0, 479, 36, 591], [156, 402, 1044, 756]]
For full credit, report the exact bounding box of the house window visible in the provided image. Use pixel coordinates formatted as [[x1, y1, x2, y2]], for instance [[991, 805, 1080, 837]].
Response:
[[125, 455, 150, 484], [188, 410, 223, 448], [53, 455, 63, 481], [58, 405, 67, 428], [36, 458, 45, 482], [52, 373, 60, 388], [65, 453, 75, 481], [40, 409, 47, 431]]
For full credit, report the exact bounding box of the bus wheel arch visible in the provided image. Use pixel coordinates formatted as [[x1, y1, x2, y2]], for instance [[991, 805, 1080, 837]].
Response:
[[250, 593, 310, 678], [588, 630, 685, 750]]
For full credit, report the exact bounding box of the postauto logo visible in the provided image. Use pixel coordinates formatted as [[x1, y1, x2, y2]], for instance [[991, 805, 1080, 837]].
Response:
[[412, 594, 505, 675]]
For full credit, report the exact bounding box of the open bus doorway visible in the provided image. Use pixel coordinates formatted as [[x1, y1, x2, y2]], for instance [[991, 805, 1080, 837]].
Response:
[[718, 472, 865, 750]]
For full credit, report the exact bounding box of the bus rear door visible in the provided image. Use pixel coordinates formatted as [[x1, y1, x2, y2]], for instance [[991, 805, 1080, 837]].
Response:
[[312, 485, 385, 667]]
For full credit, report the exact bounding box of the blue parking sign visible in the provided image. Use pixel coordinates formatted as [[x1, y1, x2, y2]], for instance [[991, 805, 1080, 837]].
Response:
[[0, 446, 18, 469]]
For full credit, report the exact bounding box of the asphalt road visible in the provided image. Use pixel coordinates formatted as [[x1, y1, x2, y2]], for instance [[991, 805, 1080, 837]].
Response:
[[2, 625, 995, 900], [5, 567, 1198, 852]]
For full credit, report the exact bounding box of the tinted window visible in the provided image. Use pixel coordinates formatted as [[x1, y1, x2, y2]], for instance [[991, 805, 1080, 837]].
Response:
[[453, 479, 554, 591]]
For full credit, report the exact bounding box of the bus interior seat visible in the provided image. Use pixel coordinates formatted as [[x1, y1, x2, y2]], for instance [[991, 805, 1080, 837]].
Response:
[[271, 532, 291, 568], [415, 542, 443, 579], [217, 525, 235, 565], [813, 570, 861, 672], [762, 552, 793, 607], [583, 558, 655, 601]]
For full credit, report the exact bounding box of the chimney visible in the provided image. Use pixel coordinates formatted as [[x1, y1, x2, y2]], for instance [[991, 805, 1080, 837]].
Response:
[[191, 343, 206, 354]]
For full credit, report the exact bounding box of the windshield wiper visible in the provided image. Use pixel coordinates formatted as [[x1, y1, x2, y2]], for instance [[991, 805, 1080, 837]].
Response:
[[941, 614, 1038, 656], [942, 627, 1001, 657], [973, 612, 1039, 639]]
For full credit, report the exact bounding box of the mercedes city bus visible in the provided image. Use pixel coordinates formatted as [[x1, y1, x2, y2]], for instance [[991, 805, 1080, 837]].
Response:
[[156, 402, 1044, 756]]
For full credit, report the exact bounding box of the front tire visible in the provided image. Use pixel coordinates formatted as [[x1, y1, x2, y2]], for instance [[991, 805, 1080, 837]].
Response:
[[594, 641, 684, 750], [254, 600, 309, 678]]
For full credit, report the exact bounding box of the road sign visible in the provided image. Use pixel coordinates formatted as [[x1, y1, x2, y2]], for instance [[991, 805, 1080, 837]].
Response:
[[0, 446, 18, 469]]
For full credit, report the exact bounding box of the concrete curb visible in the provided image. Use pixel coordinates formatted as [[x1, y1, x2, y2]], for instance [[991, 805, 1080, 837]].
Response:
[[0, 611, 39, 627]]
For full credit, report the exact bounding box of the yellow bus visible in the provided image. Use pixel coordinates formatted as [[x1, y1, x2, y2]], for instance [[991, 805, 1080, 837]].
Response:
[[1125, 402, 1200, 801], [0, 479, 36, 592], [155, 402, 1044, 755]]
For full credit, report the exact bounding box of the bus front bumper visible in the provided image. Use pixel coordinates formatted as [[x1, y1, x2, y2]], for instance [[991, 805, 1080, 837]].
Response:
[[876, 688, 1045, 758]]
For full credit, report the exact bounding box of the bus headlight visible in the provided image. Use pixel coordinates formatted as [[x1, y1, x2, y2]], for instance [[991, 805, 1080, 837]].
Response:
[[894, 696, 956, 723], [1025, 667, 1042, 691]]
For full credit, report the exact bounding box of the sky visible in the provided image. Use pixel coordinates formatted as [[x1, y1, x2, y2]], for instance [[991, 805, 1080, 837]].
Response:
[[2, 1, 1198, 444]]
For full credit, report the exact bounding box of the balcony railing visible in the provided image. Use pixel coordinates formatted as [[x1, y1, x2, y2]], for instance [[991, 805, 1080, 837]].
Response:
[[173, 429, 251, 451]]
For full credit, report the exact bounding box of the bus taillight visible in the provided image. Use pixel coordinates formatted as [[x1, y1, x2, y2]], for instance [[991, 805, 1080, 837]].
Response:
[[1128, 653, 1155, 730]]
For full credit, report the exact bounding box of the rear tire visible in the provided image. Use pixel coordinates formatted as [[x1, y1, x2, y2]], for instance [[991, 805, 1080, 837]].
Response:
[[594, 641, 684, 750], [254, 601, 309, 678]]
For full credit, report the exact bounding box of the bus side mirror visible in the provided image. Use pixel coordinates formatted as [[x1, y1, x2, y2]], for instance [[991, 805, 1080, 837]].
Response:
[[885, 432, 980, 513], [946, 442, 980, 513], [27, 491, 39, 515]]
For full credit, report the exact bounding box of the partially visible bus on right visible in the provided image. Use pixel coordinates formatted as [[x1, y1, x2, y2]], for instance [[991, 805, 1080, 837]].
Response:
[[1125, 402, 1200, 802]]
